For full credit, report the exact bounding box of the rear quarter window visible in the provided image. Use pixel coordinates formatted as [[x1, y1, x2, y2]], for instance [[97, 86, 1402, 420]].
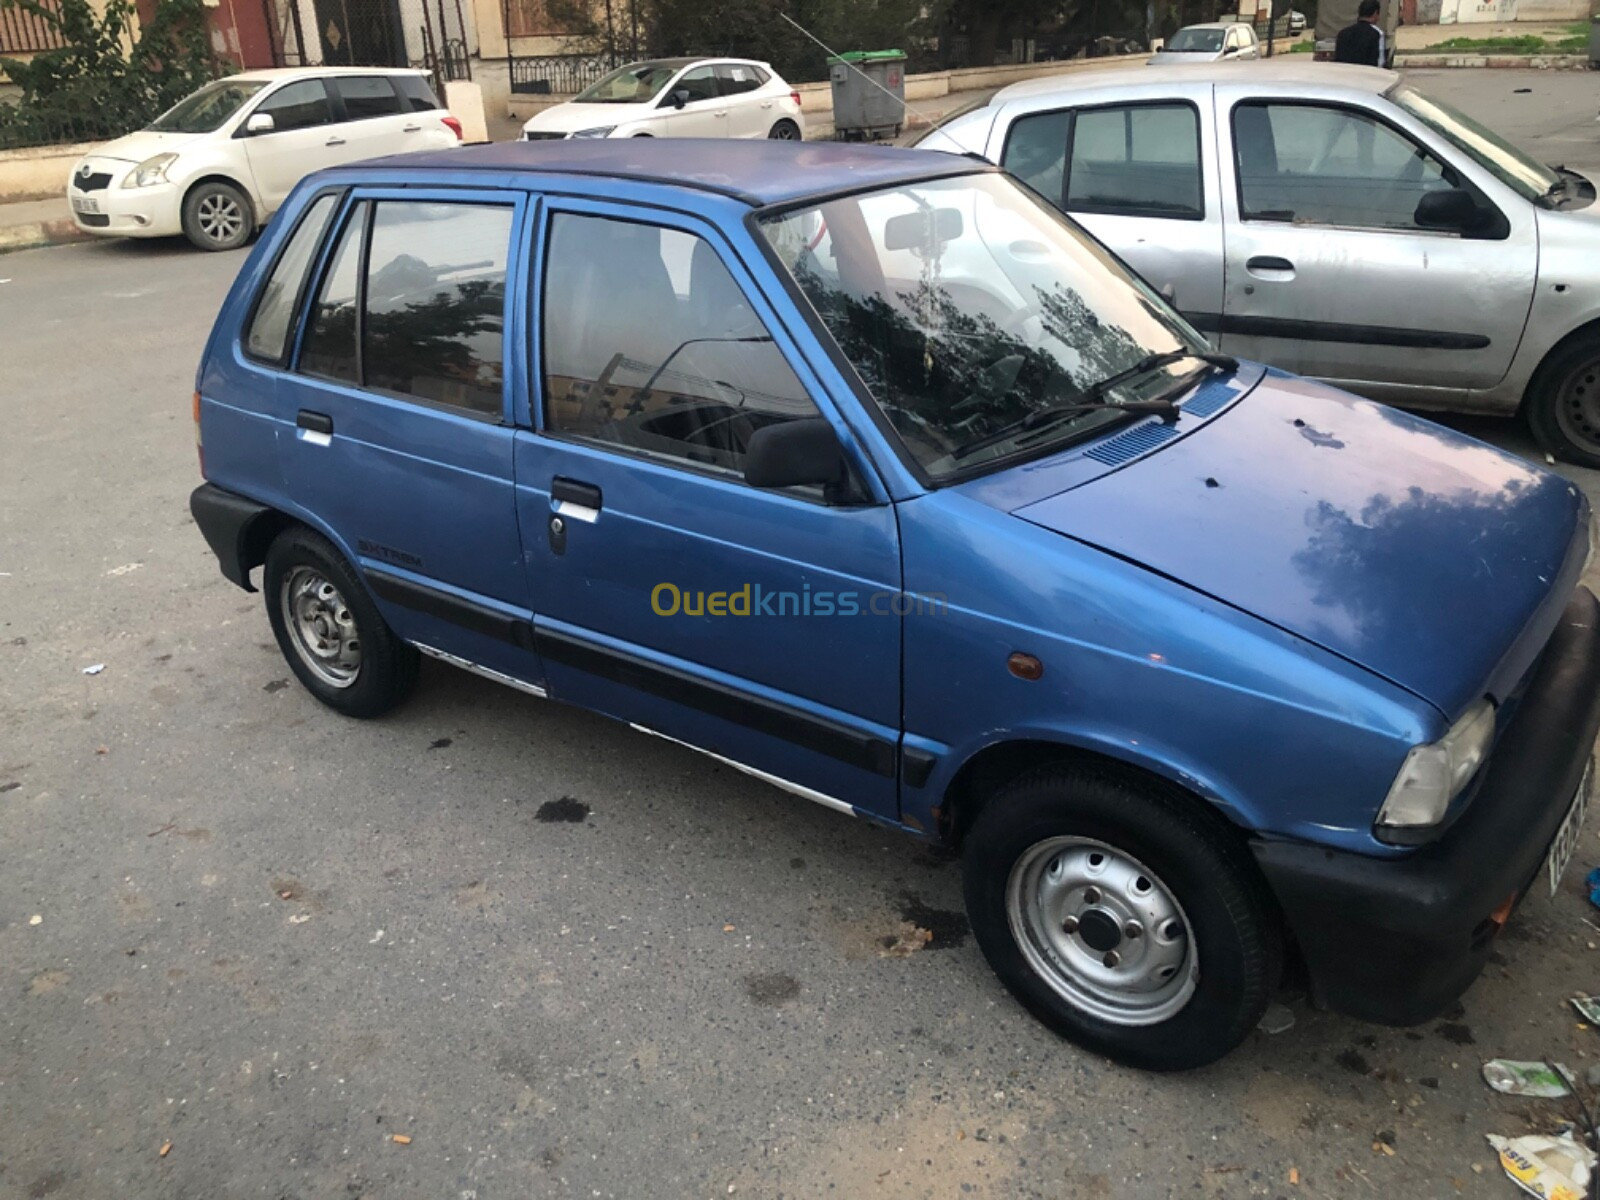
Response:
[[393, 74, 442, 112], [243, 192, 339, 364]]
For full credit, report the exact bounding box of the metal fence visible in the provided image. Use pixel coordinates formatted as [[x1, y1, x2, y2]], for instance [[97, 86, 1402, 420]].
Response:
[[0, 0, 68, 54], [508, 50, 621, 95], [262, 0, 473, 77]]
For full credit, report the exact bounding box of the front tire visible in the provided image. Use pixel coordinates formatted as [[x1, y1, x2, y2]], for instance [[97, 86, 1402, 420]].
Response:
[[963, 762, 1280, 1071], [767, 119, 801, 140], [264, 527, 419, 718], [1527, 331, 1600, 469], [182, 180, 253, 252]]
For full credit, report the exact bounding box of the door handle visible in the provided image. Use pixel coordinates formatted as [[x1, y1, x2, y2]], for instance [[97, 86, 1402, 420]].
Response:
[[325, 136, 346, 146], [1245, 255, 1295, 275], [551, 477, 602, 516], [403, 124, 421, 132], [296, 409, 333, 445]]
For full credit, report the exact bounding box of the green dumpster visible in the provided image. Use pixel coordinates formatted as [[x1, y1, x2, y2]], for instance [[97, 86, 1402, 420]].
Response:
[[827, 49, 907, 141]]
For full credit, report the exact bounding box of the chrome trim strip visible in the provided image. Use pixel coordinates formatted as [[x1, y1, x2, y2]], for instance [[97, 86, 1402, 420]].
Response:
[[552, 499, 599, 524], [628, 722, 857, 817], [413, 642, 547, 699]]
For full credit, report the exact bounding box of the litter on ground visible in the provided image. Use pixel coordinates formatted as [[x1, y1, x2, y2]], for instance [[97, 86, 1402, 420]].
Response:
[[1483, 1060, 1574, 1098], [1487, 1131, 1595, 1200]]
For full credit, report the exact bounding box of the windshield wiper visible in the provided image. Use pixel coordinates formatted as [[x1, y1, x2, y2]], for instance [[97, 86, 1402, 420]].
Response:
[[950, 350, 1237, 462]]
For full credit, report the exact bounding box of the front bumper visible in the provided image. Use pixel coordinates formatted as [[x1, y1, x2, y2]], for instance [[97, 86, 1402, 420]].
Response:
[[67, 175, 183, 239], [1254, 585, 1600, 1025]]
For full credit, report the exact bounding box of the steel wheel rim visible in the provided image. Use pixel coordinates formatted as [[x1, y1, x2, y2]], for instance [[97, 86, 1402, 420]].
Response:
[[198, 193, 244, 243], [280, 566, 361, 688], [1555, 354, 1600, 456], [1006, 836, 1197, 1026]]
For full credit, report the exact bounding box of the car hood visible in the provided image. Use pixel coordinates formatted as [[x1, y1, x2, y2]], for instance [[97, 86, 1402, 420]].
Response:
[[88, 128, 205, 163], [522, 102, 651, 134], [1147, 49, 1224, 64], [1011, 373, 1585, 716]]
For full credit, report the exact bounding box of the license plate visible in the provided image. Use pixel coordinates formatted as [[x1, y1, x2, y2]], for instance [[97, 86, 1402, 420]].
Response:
[[1547, 761, 1594, 897], [71, 196, 101, 215]]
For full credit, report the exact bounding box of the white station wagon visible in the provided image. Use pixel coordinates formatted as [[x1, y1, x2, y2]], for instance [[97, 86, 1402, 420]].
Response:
[[919, 62, 1600, 468]]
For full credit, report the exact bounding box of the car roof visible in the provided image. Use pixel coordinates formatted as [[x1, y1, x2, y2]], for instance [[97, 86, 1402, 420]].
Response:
[[994, 60, 1397, 103], [1177, 22, 1237, 29], [228, 66, 430, 83], [368, 138, 987, 206]]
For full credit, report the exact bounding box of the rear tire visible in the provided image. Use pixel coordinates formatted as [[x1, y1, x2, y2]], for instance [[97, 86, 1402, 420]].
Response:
[[767, 119, 801, 140], [181, 180, 253, 252], [263, 527, 419, 718], [962, 762, 1280, 1071], [1526, 331, 1600, 470]]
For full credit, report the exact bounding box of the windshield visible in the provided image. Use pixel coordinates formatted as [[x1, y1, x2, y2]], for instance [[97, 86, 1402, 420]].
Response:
[[574, 62, 681, 104], [1392, 85, 1559, 202], [148, 79, 267, 133], [1165, 28, 1224, 51], [759, 173, 1206, 481]]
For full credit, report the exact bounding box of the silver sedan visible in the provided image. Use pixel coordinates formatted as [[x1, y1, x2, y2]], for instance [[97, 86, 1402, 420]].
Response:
[[917, 62, 1600, 467]]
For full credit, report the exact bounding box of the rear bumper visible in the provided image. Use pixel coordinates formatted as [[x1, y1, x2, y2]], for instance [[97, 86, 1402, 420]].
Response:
[[191, 482, 273, 592], [1253, 585, 1600, 1025]]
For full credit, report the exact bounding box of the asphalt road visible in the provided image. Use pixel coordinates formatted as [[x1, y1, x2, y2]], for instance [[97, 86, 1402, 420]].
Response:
[[3, 69, 1600, 1200]]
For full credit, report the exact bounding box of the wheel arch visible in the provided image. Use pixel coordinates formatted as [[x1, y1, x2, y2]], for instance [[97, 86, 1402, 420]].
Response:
[[1519, 314, 1600, 417], [182, 173, 261, 229]]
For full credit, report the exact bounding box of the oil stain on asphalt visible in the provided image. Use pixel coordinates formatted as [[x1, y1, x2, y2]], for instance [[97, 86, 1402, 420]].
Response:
[[744, 972, 801, 1006], [535, 797, 590, 823], [899, 894, 969, 949]]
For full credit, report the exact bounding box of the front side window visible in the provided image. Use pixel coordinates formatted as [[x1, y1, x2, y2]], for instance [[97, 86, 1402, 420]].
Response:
[[667, 66, 719, 106], [255, 79, 333, 132], [1067, 103, 1203, 219], [245, 192, 339, 362], [542, 213, 819, 475], [335, 76, 403, 120], [1234, 101, 1456, 230], [1166, 27, 1224, 51], [299, 201, 366, 383], [759, 173, 1205, 481], [363, 202, 512, 416], [147, 80, 267, 133], [1001, 110, 1070, 205]]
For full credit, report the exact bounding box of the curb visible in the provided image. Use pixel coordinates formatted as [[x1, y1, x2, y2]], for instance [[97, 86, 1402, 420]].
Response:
[[0, 213, 94, 254], [1396, 52, 1593, 68]]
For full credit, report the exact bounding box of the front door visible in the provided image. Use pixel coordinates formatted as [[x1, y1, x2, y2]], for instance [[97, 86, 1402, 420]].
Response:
[[1213, 91, 1537, 398], [659, 65, 729, 137], [277, 189, 543, 687], [241, 79, 347, 213], [514, 201, 904, 820]]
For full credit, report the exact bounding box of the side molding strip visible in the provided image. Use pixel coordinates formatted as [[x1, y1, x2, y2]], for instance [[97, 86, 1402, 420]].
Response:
[[413, 642, 547, 699], [629, 723, 857, 817]]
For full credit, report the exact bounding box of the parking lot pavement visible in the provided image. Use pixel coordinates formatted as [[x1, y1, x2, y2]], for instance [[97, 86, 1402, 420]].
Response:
[[2, 81, 1599, 1199]]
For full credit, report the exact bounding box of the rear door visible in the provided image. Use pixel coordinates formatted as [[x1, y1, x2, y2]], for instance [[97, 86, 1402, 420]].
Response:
[[1213, 89, 1537, 396], [272, 187, 544, 688], [513, 199, 904, 820], [240, 79, 346, 213], [997, 95, 1224, 328], [329, 75, 412, 157], [714, 63, 767, 137]]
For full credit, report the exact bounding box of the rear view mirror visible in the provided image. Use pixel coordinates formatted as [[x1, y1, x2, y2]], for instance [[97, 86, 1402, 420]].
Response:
[[245, 112, 275, 135], [1415, 188, 1484, 234], [883, 207, 964, 252], [744, 418, 848, 495]]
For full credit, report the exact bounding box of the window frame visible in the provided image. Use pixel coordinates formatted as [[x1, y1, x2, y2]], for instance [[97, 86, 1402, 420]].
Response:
[[288, 186, 525, 424], [239, 186, 346, 368], [1001, 98, 1207, 222], [1227, 96, 1508, 239], [530, 195, 864, 503]]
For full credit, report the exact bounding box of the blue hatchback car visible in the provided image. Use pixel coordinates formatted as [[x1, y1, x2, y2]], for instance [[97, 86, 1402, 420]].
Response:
[[191, 139, 1600, 1069]]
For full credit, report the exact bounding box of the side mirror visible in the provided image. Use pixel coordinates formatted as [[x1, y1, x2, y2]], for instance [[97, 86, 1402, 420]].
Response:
[[245, 112, 275, 135], [1414, 187, 1483, 233], [670, 88, 689, 110], [744, 418, 848, 494]]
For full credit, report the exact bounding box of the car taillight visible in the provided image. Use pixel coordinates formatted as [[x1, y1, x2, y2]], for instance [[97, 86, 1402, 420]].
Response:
[[789, 90, 801, 108], [193, 390, 205, 477], [442, 116, 463, 141]]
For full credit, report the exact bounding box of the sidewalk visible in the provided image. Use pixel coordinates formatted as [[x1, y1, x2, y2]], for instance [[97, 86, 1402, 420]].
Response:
[[0, 195, 91, 254]]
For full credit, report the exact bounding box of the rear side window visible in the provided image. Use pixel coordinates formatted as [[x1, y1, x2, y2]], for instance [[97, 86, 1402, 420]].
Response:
[[1066, 103, 1203, 219], [244, 192, 339, 362], [393, 74, 442, 112], [335, 76, 403, 120], [299, 201, 367, 383], [363, 202, 512, 415], [715, 64, 762, 95]]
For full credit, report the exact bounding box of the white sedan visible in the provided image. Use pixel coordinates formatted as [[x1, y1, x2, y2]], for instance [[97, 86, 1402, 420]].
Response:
[[521, 57, 805, 142], [68, 67, 461, 252]]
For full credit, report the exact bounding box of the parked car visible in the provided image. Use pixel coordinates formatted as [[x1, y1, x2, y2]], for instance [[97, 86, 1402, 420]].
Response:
[[67, 68, 461, 252], [190, 139, 1600, 1070], [520, 57, 805, 142], [1149, 22, 1260, 64], [1288, 8, 1308, 34], [916, 61, 1600, 467]]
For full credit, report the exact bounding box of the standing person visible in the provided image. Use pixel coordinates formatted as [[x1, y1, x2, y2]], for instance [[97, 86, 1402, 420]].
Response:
[[1334, 0, 1386, 66]]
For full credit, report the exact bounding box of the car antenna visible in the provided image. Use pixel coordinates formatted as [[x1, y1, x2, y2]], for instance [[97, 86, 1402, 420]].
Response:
[[776, 11, 941, 139]]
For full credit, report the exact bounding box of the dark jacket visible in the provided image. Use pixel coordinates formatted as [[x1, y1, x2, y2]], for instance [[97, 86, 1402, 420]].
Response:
[[1333, 19, 1383, 66]]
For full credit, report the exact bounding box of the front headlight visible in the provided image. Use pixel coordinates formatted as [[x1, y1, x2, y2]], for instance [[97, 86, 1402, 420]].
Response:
[[1376, 699, 1495, 832], [570, 125, 616, 139], [122, 153, 178, 188]]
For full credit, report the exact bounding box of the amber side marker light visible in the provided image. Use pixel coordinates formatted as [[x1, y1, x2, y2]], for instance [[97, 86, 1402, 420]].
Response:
[[1008, 652, 1044, 681], [192, 391, 205, 477]]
